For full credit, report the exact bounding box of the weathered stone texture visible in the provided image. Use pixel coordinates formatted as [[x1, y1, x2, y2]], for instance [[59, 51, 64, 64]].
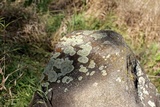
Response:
[[29, 30, 160, 107]]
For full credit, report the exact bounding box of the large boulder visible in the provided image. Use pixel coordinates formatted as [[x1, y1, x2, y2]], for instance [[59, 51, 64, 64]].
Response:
[[29, 30, 160, 107]]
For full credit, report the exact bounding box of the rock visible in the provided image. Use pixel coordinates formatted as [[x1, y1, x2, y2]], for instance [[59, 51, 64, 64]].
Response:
[[29, 30, 160, 107]]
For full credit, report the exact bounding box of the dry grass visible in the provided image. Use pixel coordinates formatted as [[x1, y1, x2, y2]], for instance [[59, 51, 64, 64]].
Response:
[[116, 0, 160, 44], [0, 2, 47, 43]]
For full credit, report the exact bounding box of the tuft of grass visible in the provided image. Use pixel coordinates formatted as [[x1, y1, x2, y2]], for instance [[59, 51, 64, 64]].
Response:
[[0, 43, 50, 106], [66, 12, 117, 32], [46, 13, 65, 34]]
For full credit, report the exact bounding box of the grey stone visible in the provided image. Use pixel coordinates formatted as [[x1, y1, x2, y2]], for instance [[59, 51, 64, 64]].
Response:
[[29, 30, 160, 107]]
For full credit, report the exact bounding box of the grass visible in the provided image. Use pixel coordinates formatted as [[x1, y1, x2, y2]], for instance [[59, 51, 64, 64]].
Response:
[[0, 41, 50, 106], [0, 0, 160, 106]]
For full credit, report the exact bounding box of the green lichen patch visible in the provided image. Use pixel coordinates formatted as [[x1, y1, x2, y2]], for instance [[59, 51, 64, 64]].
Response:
[[62, 76, 73, 84], [82, 30, 94, 35], [63, 46, 76, 56], [79, 65, 88, 73], [90, 33, 106, 40], [77, 42, 92, 57], [78, 56, 89, 64], [99, 65, 105, 71], [61, 35, 84, 46], [53, 58, 64, 69], [64, 88, 69, 92], [60, 58, 74, 76], [42, 57, 74, 83], [48, 70, 58, 82], [52, 52, 61, 58], [90, 71, 96, 76], [78, 76, 83, 81]]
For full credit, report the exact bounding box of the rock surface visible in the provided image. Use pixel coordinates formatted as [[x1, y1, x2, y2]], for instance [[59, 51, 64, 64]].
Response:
[[29, 30, 160, 107]]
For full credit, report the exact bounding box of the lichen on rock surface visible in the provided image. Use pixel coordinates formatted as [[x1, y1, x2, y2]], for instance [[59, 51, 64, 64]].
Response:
[[30, 30, 160, 107]]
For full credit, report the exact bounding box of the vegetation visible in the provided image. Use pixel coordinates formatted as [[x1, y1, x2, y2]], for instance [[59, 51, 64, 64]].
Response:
[[0, 0, 160, 106]]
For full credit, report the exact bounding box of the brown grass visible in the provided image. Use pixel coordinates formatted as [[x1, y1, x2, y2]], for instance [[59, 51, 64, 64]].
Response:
[[0, 2, 47, 43]]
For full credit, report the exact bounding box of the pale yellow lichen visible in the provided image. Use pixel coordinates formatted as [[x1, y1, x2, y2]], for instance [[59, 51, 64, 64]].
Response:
[[99, 65, 104, 70], [78, 76, 83, 81], [64, 88, 68, 92], [88, 60, 96, 69], [90, 33, 106, 40], [61, 35, 84, 46], [90, 71, 95, 76], [101, 70, 107, 76], [86, 72, 90, 76], [82, 30, 94, 35], [79, 65, 88, 73], [93, 82, 98, 87], [63, 46, 76, 56], [77, 42, 92, 57], [116, 77, 122, 82], [148, 100, 156, 107], [78, 56, 89, 64]]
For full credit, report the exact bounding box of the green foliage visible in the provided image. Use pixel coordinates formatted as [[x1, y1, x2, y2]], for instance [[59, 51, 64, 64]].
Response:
[[46, 13, 65, 33], [0, 40, 50, 106], [67, 12, 117, 32], [24, 0, 51, 12]]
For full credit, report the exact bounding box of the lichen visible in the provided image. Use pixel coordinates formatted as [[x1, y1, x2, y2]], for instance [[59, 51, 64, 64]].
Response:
[[148, 100, 156, 107], [77, 42, 92, 57], [48, 70, 58, 82], [90, 33, 106, 40], [52, 52, 61, 58], [101, 70, 107, 76], [78, 56, 89, 64], [86, 72, 90, 76], [57, 80, 61, 83], [82, 30, 94, 35], [60, 58, 74, 76], [63, 46, 76, 56], [79, 65, 88, 73], [138, 77, 145, 87], [90, 71, 95, 76], [92, 82, 98, 87], [99, 65, 104, 70], [64, 88, 68, 92], [53, 58, 64, 69], [43, 57, 74, 83], [61, 35, 84, 46], [136, 61, 144, 76], [78, 76, 83, 81], [88, 60, 96, 69], [116, 77, 122, 82], [62, 76, 73, 84]]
